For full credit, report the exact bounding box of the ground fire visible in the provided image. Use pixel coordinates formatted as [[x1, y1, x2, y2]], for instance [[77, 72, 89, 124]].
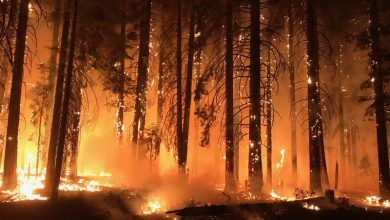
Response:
[[0, 0, 390, 219]]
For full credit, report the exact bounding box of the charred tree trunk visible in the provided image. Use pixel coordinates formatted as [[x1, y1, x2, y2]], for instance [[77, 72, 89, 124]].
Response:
[[45, 0, 72, 191], [176, 0, 185, 178], [45, 0, 63, 157], [0, 57, 8, 115], [2, 0, 29, 189], [288, 0, 298, 186], [337, 42, 346, 190], [69, 42, 86, 180], [225, 0, 236, 192], [117, 2, 126, 143], [51, 0, 78, 200], [0, 0, 17, 115], [132, 0, 152, 157], [248, 0, 263, 193], [368, 0, 390, 197], [266, 34, 272, 188], [233, 9, 242, 184], [306, 0, 329, 192], [182, 3, 195, 183], [69, 92, 81, 179], [351, 122, 357, 174]]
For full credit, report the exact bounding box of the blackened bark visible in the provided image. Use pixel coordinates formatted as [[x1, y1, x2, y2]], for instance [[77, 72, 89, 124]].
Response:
[[2, 0, 29, 189], [288, 0, 298, 186], [132, 0, 152, 157], [266, 35, 272, 188], [368, 0, 390, 197], [117, 3, 126, 142], [248, 0, 263, 193], [176, 0, 185, 177], [45, 0, 62, 155], [306, 0, 329, 192], [51, 0, 78, 200], [182, 4, 195, 182], [233, 9, 242, 184], [45, 0, 72, 191], [69, 42, 86, 179], [225, 0, 236, 192], [337, 45, 346, 190]]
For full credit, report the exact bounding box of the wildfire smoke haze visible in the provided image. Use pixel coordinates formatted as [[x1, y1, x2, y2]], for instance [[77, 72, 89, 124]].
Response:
[[0, 0, 390, 219]]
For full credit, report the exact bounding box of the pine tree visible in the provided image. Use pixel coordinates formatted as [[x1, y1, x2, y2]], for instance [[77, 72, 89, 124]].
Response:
[[51, 0, 79, 200], [132, 0, 152, 157], [305, 0, 329, 192], [45, 0, 73, 191], [225, 0, 236, 192], [2, 0, 30, 189], [248, 0, 263, 193]]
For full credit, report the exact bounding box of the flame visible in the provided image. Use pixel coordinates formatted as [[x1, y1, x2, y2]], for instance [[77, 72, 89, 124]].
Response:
[[1, 169, 47, 202], [276, 148, 286, 187], [365, 195, 390, 208], [142, 198, 165, 215], [1, 167, 112, 202], [59, 179, 104, 192], [302, 202, 320, 211], [270, 189, 295, 201]]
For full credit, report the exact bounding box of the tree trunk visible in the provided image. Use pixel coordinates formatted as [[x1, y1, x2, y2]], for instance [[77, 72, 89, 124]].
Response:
[[51, 0, 78, 200], [0, 0, 17, 115], [192, 52, 202, 179], [248, 0, 263, 193], [288, 0, 298, 187], [266, 34, 272, 188], [337, 42, 346, 191], [132, 0, 152, 158], [45, 0, 62, 161], [117, 1, 126, 143], [305, 0, 329, 192], [176, 0, 185, 178], [368, 0, 390, 197], [69, 42, 86, 179], [45, 0, 72, 191], [2, 0, 29, 189], [225, 0, 236, 192], [0, 57, 9, 115], [233, 9, 242, 184], [182, 3, 195, 183]]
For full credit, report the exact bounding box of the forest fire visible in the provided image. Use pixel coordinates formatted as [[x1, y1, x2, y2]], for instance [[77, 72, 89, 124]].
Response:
[[1, 0, 390, 219]]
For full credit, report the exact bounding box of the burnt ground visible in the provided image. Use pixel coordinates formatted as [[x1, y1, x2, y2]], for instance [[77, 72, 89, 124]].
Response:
[[0, 192, 390, 220], [169, 197, 390, 220]]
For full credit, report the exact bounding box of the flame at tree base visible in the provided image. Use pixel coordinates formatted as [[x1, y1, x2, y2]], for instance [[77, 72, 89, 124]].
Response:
[[0, 169, 113, 202]]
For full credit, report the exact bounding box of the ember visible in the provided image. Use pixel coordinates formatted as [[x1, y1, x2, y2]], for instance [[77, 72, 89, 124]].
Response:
[[302, 202, 320, 211]]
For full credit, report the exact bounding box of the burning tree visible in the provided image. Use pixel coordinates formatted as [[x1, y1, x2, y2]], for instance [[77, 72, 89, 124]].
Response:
[[357, 0, 390, 197], [3, 0, 31, 189]]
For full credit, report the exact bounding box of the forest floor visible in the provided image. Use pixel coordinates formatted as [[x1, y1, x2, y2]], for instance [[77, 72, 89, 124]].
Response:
[[1, 189, 390, 220]]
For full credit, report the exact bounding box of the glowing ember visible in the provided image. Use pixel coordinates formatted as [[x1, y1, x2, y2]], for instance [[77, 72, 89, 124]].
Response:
[[365, 195, 390, 208], [302, 202, 320, 211], [270, 189, 295, 201], [59, 179, 103, 192], [142, 199, 164, 215]]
